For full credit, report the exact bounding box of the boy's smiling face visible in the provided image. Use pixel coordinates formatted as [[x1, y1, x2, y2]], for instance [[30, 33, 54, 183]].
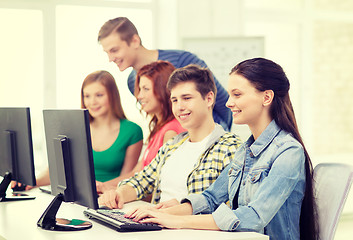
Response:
[[170, 81, 213, 131]]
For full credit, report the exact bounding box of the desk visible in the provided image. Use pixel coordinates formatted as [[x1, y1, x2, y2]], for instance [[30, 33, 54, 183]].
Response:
[[0, 188, 268, 240]]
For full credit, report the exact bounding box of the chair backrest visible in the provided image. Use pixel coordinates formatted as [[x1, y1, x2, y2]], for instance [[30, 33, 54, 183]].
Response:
[[313, 163, 353, 240]]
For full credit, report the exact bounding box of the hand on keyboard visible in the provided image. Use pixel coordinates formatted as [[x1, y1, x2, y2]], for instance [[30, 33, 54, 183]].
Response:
[[154, 198, 180, 209], [124, 205, 159, 221], [95, 209, 162, 231], [125, 199, 180, 221], [98, 189, 125, 209], [134, 209, 186, 230]]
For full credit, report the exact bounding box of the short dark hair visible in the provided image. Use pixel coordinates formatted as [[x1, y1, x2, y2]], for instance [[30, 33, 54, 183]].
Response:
[[167, 65, 217, 107], [98, 17, 141, 45]]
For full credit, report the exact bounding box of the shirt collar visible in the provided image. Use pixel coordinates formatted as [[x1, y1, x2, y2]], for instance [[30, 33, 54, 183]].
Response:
[[245, 120, 281, 157]]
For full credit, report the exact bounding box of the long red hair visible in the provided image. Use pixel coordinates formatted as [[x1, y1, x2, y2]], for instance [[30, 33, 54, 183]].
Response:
[[135, 61, 175, 141]]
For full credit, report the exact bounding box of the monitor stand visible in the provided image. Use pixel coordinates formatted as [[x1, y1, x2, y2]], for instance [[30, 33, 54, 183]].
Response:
[[37, 193, 92, 231], [0, 172, 35, 202]]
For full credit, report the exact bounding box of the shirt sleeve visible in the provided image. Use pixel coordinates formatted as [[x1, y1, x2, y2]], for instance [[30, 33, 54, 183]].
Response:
[[124, 120, 143, 145], [127, 70, 136, 95]]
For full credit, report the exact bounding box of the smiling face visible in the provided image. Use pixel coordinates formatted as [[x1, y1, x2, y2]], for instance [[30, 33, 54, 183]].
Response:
[[83, 82, 111, 119], [226, 73, 267, 128], [137, 76, 161, 116], [170, 81, 213, 131], [100, 32, 139, 72]]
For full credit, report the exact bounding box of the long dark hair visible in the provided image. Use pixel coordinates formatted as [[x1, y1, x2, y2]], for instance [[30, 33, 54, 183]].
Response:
[[135, 61, 175, 141], [231, 58, 318, 240]]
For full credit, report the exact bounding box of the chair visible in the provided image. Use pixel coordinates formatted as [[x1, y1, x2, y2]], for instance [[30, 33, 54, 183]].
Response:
[[313, 163, 353, 240]]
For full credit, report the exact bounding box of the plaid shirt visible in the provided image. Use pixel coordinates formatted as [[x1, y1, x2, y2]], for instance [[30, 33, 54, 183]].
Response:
[[119, 125, 242, 204]]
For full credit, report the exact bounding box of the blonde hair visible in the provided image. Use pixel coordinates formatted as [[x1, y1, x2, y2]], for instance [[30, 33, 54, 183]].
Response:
[[81, 70, 126, 121]]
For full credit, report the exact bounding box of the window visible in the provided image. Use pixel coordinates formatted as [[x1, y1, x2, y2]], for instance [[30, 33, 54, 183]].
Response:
[[0, 0, 155, 173]]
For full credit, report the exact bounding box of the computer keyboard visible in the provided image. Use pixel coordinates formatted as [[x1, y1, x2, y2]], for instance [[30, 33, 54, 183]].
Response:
[[83, 208, 162, 232]]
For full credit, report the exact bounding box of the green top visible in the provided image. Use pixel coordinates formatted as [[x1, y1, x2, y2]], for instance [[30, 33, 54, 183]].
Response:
[[93, 119, 143, 182]]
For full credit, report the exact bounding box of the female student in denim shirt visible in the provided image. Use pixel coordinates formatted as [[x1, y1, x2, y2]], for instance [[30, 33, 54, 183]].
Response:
[[129, 58, 318, 240]]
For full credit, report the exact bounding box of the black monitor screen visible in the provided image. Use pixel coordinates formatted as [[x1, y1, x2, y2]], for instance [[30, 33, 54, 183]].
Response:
[[43, 109, 98, 209], [38, 109, 98, 231], [0, 107, 36, 201]]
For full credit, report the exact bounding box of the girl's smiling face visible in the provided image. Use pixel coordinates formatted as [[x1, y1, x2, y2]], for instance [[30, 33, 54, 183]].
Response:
[[137, 76, 161, 116], [83, 82, 111, 119], [226, 73, 266, 127]]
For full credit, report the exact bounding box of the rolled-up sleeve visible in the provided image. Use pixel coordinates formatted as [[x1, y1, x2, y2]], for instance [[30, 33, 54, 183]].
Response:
[[212, 203, 240, 231], [181, 193, 211, 215], [183, 196, 241, 231]]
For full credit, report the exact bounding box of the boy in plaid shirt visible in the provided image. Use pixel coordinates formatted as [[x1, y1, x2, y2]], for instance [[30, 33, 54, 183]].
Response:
[[98, 65, 241, 209]]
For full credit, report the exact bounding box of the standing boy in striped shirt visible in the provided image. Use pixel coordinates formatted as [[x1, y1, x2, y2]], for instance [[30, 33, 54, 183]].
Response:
[[98, 17, 232, 131]]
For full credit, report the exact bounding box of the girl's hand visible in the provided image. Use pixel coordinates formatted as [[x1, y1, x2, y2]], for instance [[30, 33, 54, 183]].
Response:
[[125, 205, 159, 220], [154, 198, 179, 209], [138, 210, 185, 229], [125, 198, 179, 220]]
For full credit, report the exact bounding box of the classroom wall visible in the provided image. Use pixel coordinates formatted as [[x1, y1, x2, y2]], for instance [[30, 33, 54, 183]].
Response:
[[173, 0, 353, 213], [175, 0, 353, 163]]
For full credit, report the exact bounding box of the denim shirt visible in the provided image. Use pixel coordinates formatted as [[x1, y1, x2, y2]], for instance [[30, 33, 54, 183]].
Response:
[[183, 120, 306, 240]]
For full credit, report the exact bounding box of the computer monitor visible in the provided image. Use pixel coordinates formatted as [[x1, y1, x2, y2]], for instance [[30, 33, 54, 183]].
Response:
[[0, 107, 36, 202], [37, 109, 98, 231]]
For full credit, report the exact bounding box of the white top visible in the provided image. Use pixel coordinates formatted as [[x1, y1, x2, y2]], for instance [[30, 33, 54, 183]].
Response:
[[159, 129, 215, 202]]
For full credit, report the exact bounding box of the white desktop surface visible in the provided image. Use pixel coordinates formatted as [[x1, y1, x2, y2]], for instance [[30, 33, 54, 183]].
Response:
[[0, 188, 268, 240]]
